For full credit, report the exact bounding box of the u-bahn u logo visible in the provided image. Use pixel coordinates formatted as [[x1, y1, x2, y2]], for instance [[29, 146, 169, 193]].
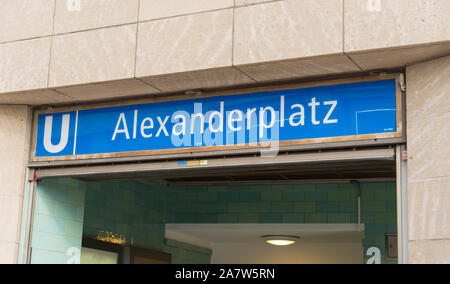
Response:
[[38, 112, 77, 156], [43, 114, 71, 153]]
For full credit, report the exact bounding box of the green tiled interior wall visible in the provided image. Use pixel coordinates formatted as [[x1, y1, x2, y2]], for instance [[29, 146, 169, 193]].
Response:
[[83, 179, 212, 264], [84, 180, 166, 251], [165, 182, 398, 264], [31, 179, 86, 264], [31, 178, 397, 264], [164, 239, 212, 264]]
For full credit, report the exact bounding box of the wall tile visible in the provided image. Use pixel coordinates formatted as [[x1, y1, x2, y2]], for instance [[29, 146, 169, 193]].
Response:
[[136, 9, 233, 77], [272, 203, 293, 213], [140, 67, 253, 93], [33, 214, 65, 235], [31, 180, 86, 264], [362, 201, 387, 212], [406, 55, 450, 122], [365, 224, 387, 235], [218, 192, 240, 202], [260, 213, 282, 223], [293, 202, 316, 213], [305, 213, 327, 223], [317, 202, 340, 213], [64, 220, 84, 238], [0, 155, 28, 196], [282, 213, 305, 224], [249, 203, 271, 213], [328, 213, 351, 224], [0, 106, 31, 197], [261, 191, 282, 202], [53, 79, 159, 102], [29, 249, 67, 264], [207, 203, 228, 213], [34, 197, 55, 216], [31, 231, 82, 253], [292, 184, 315, 192], [408, 177, 450, 241], [409, 239, 450, 264], [340, 202, 358, 213], [55, 202, 83, 222], [345, 0, 450, 52], [217, 214, 238, 223], [54, 0, 138, 34], [0, 196, 23, 243], [374, 212, 397, 224], [349, 42, 450, 71], [0, 243, 19, 264], [237, 55, 360, 82], [272, 184, 292, 191], [228, 203, 250, 213], [37, 183, 67, 203], [0, 0, 54, 43], [328, 190, 357, 202], [0, 89, 74, 105], [139, 0, 233, 21], [238, 213, 260, 224], [234, 0, 343, 65], [49, 25, 137, 88], [0, 38, 51, 93], [306, 192, 327, 202], [283, 192, 305, 202], [317, 184, 340, 192], [407, 115, 450, 180]]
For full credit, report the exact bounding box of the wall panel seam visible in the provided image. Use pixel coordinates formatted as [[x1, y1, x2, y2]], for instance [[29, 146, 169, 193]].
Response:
[[47, 0, 58, 89]]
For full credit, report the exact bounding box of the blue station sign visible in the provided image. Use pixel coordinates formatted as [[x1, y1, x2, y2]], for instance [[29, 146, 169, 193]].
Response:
[[33, 79, 402, 161]]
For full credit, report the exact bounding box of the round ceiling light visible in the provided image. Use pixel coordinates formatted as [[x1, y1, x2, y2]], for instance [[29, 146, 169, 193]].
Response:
[[261, 235, 301, 246]]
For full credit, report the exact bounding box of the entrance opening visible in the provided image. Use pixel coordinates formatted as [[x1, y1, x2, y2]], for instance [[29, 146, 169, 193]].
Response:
[[166, 224, 365, 264], [27, 149, 399, 264]]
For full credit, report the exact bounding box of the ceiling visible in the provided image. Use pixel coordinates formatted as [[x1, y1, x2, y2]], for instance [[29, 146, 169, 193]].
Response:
[[166, 224, 366, 249]]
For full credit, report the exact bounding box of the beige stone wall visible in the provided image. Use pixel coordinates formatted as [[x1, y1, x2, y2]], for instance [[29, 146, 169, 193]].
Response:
[[0, 1, 448, 265], [0, 0, 448, 105], [406, 55, 450, 264], [0, 106, 32, 264]]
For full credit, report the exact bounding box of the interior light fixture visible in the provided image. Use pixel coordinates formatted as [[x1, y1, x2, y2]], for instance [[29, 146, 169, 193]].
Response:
[[262, 235, 301, 246]]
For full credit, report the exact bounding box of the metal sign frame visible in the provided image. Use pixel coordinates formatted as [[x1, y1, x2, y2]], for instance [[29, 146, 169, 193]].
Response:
[[30, 73, 404, 164]]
